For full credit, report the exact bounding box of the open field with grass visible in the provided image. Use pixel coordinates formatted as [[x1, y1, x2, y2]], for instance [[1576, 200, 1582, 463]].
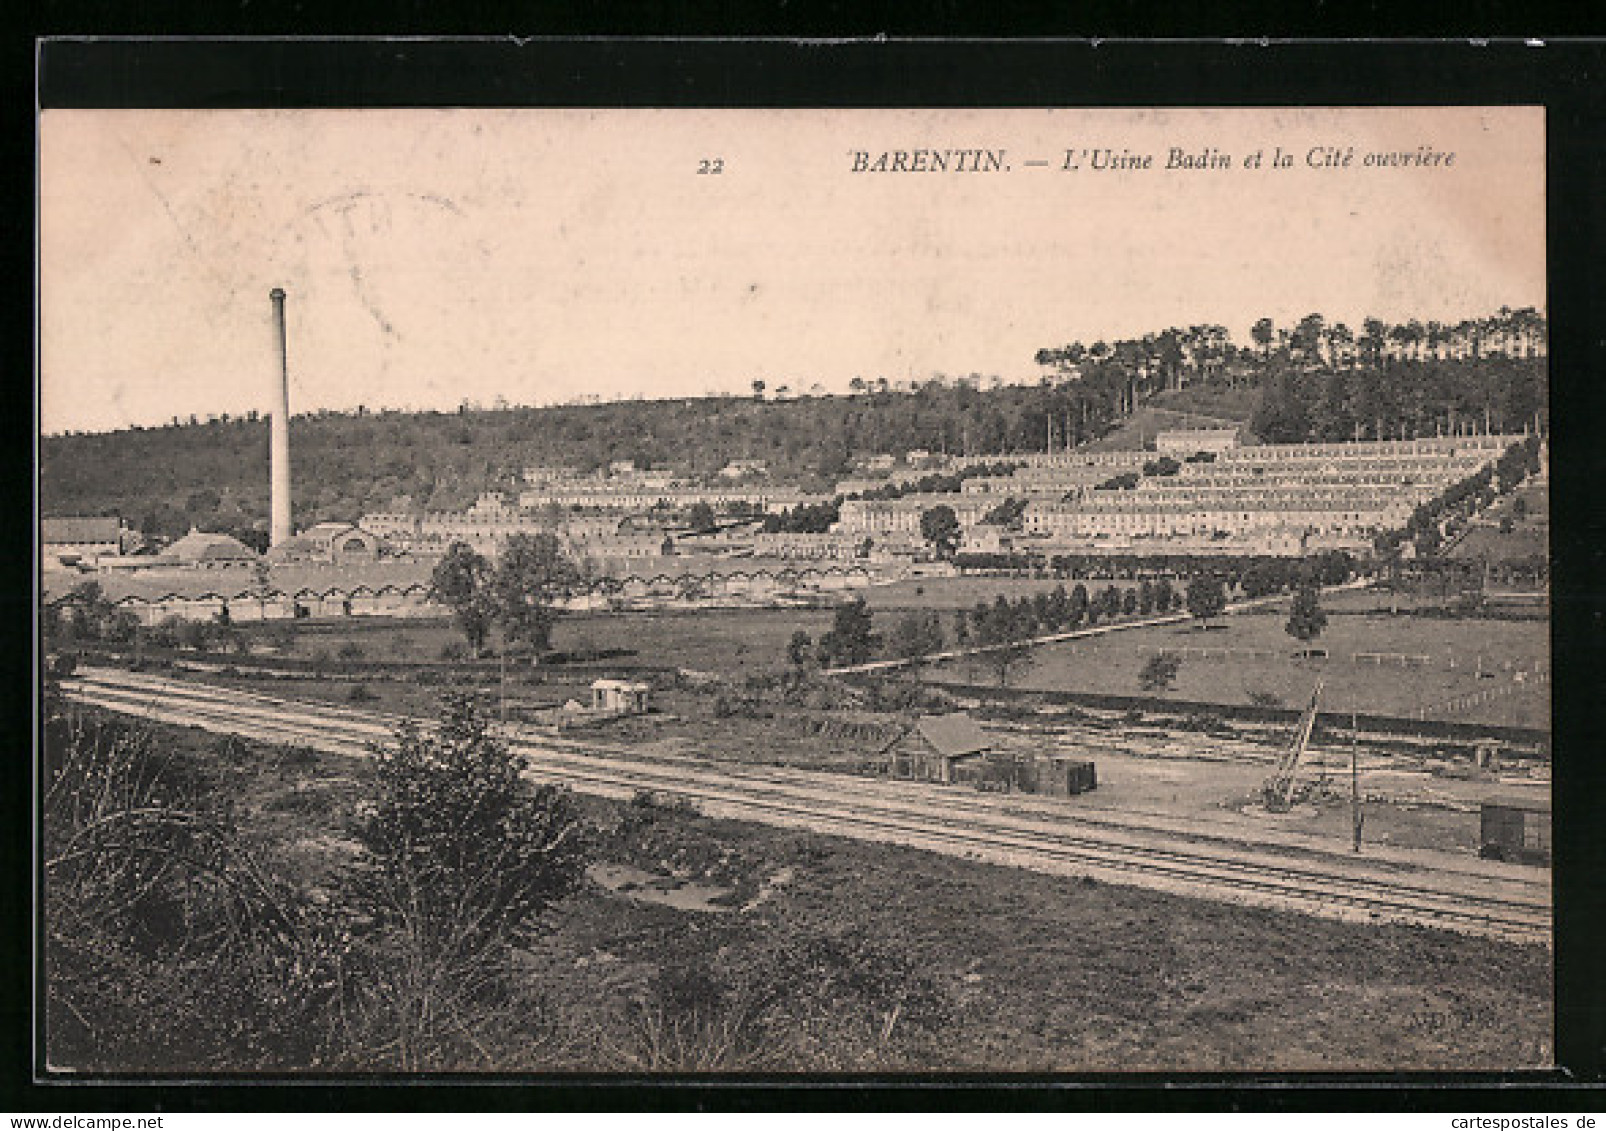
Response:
[[164, 574, 1549, 738], [928, 601, 1550, 730], [241, 608, 837, 676], [51, 706, 1552, 1072], [237, 579, 1158, 678]]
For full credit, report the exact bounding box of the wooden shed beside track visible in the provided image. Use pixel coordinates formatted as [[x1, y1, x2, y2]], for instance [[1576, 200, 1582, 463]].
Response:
[[887, 713, 1099, 796], [888, 713, 994, 784]]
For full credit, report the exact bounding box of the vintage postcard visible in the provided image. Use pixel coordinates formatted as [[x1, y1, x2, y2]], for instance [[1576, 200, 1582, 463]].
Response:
[[39, 103, 1550, 1076]]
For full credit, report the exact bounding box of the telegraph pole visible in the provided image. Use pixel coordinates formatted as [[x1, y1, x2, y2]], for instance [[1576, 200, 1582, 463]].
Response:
[[1350, 708, 1363, 853]]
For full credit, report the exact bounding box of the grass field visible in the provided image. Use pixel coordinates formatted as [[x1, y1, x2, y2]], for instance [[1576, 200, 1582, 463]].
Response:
[[220, 577, 1549, 731], [60, 709, 1552, 1072], [928, 600, 1550, 730], [247, 578, 1150, 678], [249, 609, 835, 676]]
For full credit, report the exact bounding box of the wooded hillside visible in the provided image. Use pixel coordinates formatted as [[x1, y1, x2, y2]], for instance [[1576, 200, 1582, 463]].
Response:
[[41, 308, 1546, 545]]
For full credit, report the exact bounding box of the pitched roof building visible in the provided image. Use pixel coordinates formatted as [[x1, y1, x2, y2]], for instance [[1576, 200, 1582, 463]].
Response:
[[889, 713, 994, 783], [42, 517, 124, 565], [164, 528, 259, 567]]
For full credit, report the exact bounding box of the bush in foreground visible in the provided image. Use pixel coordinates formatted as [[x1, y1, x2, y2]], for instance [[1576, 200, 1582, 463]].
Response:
[[341, 694, 591, 1069]]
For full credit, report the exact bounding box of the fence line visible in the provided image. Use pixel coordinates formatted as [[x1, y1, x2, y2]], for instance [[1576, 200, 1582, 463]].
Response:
[[1146, 646, 1546, 675], [1351, 651, 1432, 667], [1417, 669, 1549, 719], [1154, 645, 1282, 661]]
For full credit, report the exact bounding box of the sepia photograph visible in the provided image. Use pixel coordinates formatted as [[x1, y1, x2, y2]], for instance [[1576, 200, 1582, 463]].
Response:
[[37, 99, 1552, 1077]]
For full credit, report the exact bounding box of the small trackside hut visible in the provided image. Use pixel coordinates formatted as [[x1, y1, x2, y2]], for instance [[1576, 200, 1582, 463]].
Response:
[[590, 678, 651, 716], [887, 714, 1099, 795], [888, 713, 993, 784]]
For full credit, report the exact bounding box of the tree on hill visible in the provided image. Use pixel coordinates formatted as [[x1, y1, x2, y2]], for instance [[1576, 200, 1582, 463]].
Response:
[[1251, 317, 1276, 358], [983, 638, 1035, 689], [981, 497, 1028, 528], [1098, 472, 1140, 491], [1097, 585, 1124, 622], [1068, 583, 1090, 628], [787, 630, 814, 668], [1139, 653, 1183, 692], [1152, 577, 1175, 615], [356, 696, 590, 938], [888, 610, 945, 664], [1044, 584, 1070, 628], [968, 597, 1038, 687], [1186, 576, 1227, 628], [1240, 559, 1290, 599], [48, 581, 138, 648], [250, 559, 276, 620], [919, 505, 961, 561], [818, 598, 880, 667], [1310, 549, 1355, 587], [1285, 583, 1328, 647], [685, 501, 719, 534], [431, 542, 495, 658], [489, 533, 583, 656]]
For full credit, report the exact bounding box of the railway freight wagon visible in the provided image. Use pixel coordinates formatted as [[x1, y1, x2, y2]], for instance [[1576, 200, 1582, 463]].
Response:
[[1014, 755, 1098, 796], [1478, 801, 1551, 865], [976, 753, 1099, 796]]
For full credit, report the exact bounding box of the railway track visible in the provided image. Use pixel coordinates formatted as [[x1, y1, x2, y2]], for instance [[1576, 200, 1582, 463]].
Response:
[[59, 668, 1551, 946]]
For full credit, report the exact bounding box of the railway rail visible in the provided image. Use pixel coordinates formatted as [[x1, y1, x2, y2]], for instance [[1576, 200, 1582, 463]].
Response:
[[58, 668, 1551, 946]]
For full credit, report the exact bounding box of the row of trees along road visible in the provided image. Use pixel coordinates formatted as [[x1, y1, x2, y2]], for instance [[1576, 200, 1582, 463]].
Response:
[[790, 580, 1196, 686], [795, 569, 1325, 675], [1372, 434, 1543, 561]]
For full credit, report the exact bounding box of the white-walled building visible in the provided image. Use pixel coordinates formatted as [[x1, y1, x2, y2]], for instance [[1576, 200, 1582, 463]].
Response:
[[1153, 428, 1241, 456]]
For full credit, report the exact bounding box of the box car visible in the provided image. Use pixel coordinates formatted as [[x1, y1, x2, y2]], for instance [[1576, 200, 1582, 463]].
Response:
[[1478, 801, 1550, 865], [974, 753, 1098, 796], [1012, 755, 1098, 796]]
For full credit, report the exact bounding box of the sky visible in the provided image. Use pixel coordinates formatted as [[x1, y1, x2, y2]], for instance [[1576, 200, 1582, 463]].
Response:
[[39, 107, 1545, 435]]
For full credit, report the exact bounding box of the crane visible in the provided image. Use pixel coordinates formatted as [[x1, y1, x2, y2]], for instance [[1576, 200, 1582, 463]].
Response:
[[1262, 679, 1324, 812]]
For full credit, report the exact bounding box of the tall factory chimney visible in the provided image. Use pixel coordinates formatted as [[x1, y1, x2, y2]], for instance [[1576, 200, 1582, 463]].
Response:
[[269, 287, 293, 547]]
